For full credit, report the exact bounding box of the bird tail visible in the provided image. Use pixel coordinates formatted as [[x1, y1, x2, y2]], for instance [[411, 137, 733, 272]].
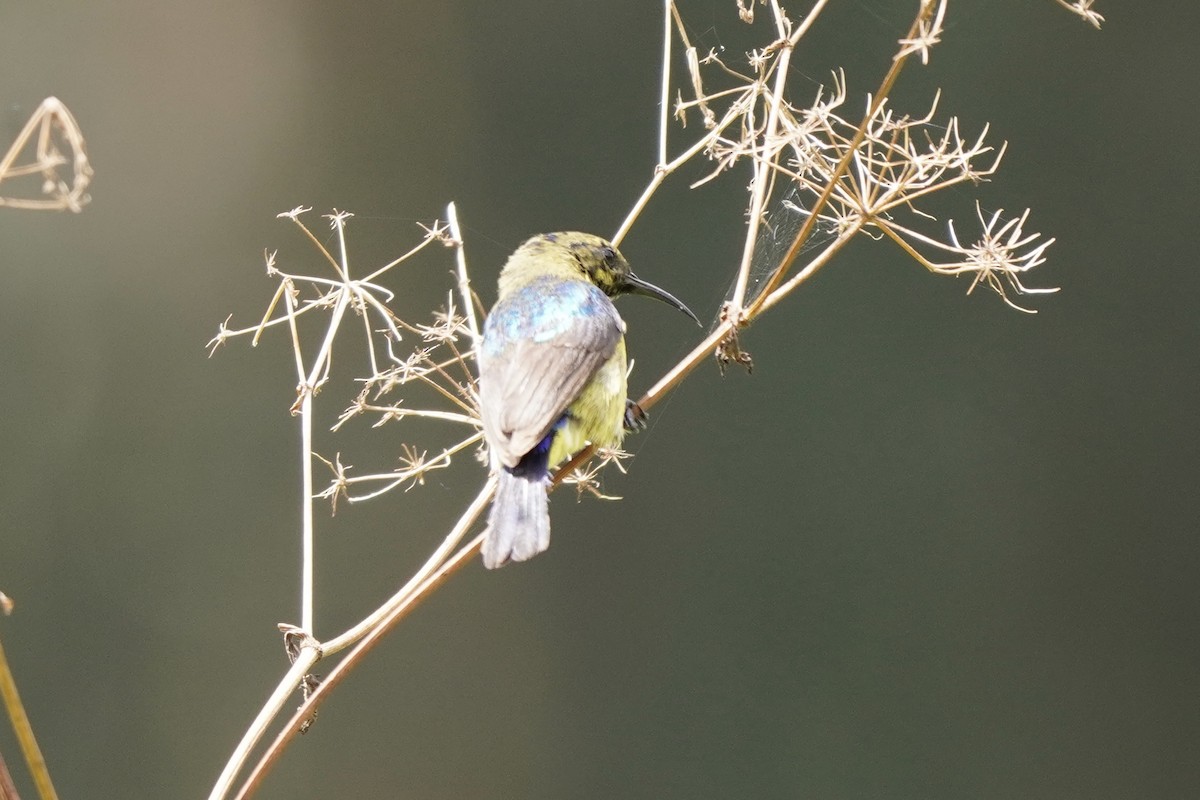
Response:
[[481, 469, 551, 569]]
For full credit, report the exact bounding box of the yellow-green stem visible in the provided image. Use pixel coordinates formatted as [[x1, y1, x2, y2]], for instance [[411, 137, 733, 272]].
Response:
[[0, 633, 58, 800]]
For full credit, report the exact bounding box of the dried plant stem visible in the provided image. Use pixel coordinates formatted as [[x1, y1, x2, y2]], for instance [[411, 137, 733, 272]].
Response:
[[446, 202, 482, 345], [658, 0, 673, 166], [0, 632, 57, 800], [230, 485, 495, 800], [205, 645, 321, 800], [285, 214, 357, 633], [0, 750, 19, 800], [298, 391, 316, 633]]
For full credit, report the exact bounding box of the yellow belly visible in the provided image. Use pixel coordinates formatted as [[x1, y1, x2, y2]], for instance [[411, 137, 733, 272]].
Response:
[[548, 338, 628, 468]]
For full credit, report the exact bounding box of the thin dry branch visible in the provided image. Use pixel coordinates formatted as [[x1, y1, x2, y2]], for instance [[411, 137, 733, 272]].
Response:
[[0, 631, 58, 800]]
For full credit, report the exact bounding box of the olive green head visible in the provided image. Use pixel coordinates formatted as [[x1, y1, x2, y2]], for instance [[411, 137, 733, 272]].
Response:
[[499, 232, 699, 324]]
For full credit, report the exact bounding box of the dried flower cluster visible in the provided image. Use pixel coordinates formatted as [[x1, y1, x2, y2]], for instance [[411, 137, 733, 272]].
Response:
[[208, 208, 485, 511], [673, 23, 1057, 316], [0, 97, 92, 212]]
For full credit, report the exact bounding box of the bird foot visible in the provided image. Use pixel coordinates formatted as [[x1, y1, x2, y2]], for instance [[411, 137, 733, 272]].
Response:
[[624, 399, 648, 431]]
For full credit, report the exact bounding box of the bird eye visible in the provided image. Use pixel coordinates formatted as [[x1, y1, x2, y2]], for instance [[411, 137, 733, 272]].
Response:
[[600, 246, 617, 263]]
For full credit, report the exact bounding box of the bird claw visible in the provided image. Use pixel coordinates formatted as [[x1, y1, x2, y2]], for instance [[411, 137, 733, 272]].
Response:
[[623, 399, 648, 431]]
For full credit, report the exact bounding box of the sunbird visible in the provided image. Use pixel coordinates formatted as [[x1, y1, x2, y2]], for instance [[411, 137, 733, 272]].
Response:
[[478, 232, 698, 568]]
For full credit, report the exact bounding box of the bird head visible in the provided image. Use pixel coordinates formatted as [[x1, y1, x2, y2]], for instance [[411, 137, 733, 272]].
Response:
[[504, 232, 700, 324]]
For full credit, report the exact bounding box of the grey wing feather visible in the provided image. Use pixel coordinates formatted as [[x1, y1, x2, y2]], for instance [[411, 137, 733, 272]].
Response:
[[480, 308, 623, 468]]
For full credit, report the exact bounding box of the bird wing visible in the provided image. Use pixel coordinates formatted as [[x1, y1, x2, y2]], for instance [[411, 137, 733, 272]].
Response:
[[479, 280, 624, 468]]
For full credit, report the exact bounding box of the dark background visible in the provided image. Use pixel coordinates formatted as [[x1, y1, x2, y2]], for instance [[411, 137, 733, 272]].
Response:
[[2, 2, 1196, 798]]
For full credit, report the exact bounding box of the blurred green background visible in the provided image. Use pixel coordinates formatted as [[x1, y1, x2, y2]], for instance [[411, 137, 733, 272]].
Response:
[[2, 2, 1196, 798]]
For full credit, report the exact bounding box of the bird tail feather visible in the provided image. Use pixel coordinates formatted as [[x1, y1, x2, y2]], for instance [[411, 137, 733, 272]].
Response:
[[482, 470, 551, 569]]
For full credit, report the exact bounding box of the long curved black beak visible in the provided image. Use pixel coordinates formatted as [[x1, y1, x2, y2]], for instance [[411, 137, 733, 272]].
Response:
[[623, 272, 701, 326]]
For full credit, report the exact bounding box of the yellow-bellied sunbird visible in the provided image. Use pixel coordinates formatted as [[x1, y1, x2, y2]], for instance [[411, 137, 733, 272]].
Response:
[[478, 232, 698, 568]]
